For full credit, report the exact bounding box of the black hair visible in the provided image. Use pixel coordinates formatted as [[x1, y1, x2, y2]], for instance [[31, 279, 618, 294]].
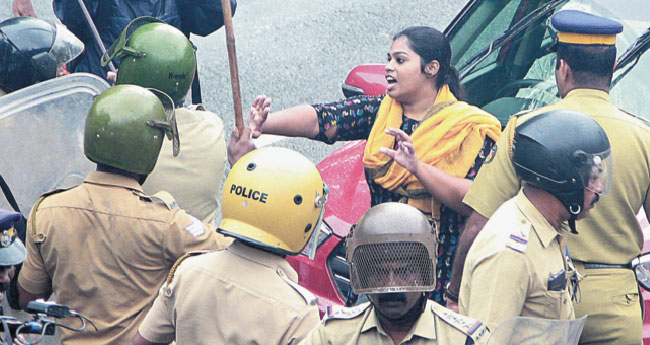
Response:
[[393, 26, 466, 101], [555, 44, 616, 88]]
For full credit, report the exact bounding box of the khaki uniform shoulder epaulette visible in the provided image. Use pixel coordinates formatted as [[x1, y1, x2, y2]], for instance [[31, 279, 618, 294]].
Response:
[[276, 267, 318, 306], [187, 104, 206, 112], [322, 302, 371, 324], [431, 303, 490, 344], [150, 191, 179, 210], [511, 108, 534, 119], [619, 108, 650, 128], [130, 190, 179, 210], [30, 187, 74, 240], [165, 251, 209, 285], [503, 109, 537, 158]]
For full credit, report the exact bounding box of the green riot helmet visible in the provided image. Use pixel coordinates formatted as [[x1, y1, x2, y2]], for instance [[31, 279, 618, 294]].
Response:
[[513, 110, 612, 232], [102, 17, 196, 104], [84, 85, 179, 175]]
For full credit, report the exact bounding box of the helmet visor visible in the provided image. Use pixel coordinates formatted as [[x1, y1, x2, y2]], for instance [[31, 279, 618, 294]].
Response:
[[49, 23, 84, 67], [348, 235, 436, 294], [575, 149, 613, 196]]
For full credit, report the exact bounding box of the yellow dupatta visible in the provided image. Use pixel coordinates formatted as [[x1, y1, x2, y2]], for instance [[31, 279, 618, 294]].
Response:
[[362, 85, 501, 218]]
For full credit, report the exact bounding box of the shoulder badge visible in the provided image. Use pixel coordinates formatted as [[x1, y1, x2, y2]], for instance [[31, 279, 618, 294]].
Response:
[[505, 219, 531, 253], [276, 267, 318, 306], [165, 251, 209, 285], [150, 191, 179, 210], [182, 215, 205, 238], [432, 303, 490, 344], [323, 302, 371, 324]]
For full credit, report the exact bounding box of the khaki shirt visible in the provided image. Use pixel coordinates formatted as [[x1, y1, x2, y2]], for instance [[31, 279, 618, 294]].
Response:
[[138, 240, 320, 345], [459, 190, 574, 329], [143, 107, 227, 226], [464, 89, 650, 263], [18, 171, 222, 345], [300, 300, 489, 345]]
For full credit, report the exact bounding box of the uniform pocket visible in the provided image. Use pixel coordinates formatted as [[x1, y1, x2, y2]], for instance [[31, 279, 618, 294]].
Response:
[[544, 289, 571, 318], [611, 292, 639, 306]]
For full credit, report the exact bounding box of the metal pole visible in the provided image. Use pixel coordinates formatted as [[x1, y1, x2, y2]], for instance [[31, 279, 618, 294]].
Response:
[[75, 0, 117, 73]]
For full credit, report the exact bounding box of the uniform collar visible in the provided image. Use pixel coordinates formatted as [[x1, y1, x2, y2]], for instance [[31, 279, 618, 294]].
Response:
[[361, 302, 436, 341], [227, 240, 299, 282], [514, 189, 567, 248], [564, 88, 610, 103], [84, 171, 144, 192]]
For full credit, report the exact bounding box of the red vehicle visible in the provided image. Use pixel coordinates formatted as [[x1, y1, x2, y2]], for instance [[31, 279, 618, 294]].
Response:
[[286, 0, 650, 342]]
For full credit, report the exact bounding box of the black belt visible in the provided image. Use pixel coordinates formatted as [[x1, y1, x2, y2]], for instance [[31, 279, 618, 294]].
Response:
[[583, 262, 632, 269]]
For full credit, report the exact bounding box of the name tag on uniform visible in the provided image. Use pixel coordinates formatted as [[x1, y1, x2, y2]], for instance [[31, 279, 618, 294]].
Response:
[[547, 269, 567, 291]]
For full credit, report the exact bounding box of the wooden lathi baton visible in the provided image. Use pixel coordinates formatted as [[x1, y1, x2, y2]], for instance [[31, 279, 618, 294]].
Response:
[[221, 0, 244, 135]]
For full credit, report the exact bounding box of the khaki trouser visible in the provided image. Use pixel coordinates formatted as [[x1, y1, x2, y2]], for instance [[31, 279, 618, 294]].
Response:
[[573, 261, 643, 345]]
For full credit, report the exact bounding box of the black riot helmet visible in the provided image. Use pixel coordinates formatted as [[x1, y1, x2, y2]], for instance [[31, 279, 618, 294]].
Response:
[[513, 110, 612, 232], [0, 17, 84, 93]]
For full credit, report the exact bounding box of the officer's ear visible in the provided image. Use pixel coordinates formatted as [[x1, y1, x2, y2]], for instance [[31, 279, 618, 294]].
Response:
[[556, 58, 572, 82], [554, 58, 574, 96]]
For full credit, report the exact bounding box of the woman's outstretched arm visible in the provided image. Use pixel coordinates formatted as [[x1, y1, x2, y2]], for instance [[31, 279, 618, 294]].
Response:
[[248, 95, 335, 140]]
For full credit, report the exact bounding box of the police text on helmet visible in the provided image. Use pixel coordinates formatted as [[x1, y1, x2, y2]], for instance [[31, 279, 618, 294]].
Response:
[[229, 184, 268, 203]]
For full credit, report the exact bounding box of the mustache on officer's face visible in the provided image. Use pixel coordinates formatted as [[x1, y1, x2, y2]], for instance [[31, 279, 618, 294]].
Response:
[[591, 193, 600, 206], [378, 292, 407, 303]]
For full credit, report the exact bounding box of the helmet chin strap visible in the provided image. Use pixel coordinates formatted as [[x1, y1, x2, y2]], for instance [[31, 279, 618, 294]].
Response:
[[554, 187, 584, 235], [568, 204, 581, 234], [568, 219, 578, 234], [371, 292, 427, 326]]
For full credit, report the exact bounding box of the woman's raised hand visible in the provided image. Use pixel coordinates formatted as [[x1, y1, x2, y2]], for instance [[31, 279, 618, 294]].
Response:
[[379, 128, 420, 174], [247, 95, 272, 138]]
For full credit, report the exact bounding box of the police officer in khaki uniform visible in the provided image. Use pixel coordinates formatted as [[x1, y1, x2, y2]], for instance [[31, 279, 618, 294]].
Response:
[[103, 17, 228, 226], [459, 110, 612, 329], [132, 147, 325, 345], [17, 85, 223, 345], [446, 10, 650, 344], [300, 202, 489, 345]]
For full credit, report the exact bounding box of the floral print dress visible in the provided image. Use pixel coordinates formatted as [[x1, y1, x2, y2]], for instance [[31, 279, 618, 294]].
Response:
[[313, 94, 494, 305]]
